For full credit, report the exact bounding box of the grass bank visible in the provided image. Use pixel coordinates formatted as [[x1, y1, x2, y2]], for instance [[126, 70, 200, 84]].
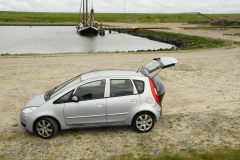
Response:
[[1, 11, 240, 24], [124, 30, 231, 50]]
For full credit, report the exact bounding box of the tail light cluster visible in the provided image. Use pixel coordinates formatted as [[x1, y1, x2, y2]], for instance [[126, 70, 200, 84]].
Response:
[[148, 77, 159, 103]]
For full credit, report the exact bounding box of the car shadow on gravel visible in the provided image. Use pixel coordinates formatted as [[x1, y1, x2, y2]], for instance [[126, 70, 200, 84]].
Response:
[[54, 126, 134, 138]]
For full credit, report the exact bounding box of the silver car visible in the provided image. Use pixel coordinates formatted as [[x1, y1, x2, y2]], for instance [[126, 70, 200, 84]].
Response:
[[20, 57, 178, 139]]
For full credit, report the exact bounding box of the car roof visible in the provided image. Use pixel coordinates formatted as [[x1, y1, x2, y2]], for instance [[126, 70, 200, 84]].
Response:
[[81, 70, 145, 81]]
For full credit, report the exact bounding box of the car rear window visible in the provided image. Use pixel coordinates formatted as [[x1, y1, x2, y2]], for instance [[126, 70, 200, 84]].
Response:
[[133, 80, 145, 94]]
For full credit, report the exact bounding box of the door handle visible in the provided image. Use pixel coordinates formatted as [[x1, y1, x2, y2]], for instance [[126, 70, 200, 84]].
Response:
[[131, 99, 138, 103], [97, 103, 105, 107]]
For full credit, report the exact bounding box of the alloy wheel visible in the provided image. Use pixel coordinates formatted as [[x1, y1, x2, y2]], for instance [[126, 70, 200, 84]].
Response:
[[136, 114, 153, 131], [36, 120, 53, 138]]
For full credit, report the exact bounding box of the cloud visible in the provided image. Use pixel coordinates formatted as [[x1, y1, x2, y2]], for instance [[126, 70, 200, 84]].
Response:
[[0, 0, 239, 13]]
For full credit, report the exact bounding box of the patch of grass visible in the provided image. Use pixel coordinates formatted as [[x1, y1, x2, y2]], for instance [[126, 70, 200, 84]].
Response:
[[137, 142, 144, 147], [6, 135, 18, 141], [12, 123, 18, 127], [176, 115, 185, 121], [0, 155, 8, 160], [109, 147, 240, 160], [189, 131, 203, 137], [124, 143, 130, 147], [211, 120, 218, 127]]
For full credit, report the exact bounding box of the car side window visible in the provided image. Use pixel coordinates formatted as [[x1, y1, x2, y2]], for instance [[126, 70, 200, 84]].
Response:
[[133, 80, 145, 94], [75, 79, 106, 101], [110, 79, 133, 97]]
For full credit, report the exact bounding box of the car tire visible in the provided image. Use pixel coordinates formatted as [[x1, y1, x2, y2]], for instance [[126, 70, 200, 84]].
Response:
[[132, 112, 155, 133], [34, 117, 58, 139]]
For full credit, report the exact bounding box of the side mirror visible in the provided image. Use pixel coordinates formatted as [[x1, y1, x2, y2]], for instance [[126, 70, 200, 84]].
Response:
[[72, 96, 79, 102]]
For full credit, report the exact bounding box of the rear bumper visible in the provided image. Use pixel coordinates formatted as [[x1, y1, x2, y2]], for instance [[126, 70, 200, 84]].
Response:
[[154, 103, 161, 122]]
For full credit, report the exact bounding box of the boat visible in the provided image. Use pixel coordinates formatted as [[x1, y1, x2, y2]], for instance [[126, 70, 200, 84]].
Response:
[[77, 0, 99, 36]]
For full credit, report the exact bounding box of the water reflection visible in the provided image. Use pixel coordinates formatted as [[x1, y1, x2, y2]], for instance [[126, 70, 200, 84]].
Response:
[[0, 26, 174, 54]]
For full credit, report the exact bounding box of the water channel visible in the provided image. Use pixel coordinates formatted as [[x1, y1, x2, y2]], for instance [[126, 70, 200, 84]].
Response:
[[0, 26, 174, 54]]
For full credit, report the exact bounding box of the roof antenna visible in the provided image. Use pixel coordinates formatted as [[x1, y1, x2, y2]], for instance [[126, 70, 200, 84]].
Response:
[[137, 58, 145, 73]]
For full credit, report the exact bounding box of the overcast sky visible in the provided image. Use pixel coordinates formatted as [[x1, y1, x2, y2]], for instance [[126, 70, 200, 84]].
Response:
[[0, 0, 239, 13]]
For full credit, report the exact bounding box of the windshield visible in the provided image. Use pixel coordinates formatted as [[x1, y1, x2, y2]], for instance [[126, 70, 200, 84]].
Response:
[[50, 75, 81, 99]]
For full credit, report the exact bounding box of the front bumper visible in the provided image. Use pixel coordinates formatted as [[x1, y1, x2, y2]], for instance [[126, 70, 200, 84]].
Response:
[[20, 112, 36, 133]]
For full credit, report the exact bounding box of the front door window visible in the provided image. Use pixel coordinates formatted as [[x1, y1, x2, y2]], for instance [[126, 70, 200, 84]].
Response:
[[75, 79, 106, 100]]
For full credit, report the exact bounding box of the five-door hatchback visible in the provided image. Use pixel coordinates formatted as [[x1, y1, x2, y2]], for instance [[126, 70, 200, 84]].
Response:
[[20, 57, 178, 139]]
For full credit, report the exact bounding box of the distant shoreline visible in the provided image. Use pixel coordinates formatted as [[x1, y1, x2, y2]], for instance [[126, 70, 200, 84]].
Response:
[[1, 11, 240, 24]]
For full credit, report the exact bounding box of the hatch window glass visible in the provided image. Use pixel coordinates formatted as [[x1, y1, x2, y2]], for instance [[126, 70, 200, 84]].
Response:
[[133, 80, 145, 94], [110, 79, 133, 97], [75, 80, 106, 101], [144, 60, 161, 73]]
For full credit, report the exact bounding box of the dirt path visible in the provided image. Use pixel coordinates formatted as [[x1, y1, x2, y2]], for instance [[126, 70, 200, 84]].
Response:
[[0, 25, 240, 159]]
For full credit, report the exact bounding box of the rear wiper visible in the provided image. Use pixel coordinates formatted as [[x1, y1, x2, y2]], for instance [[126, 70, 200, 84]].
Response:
[[151, 68, 162, 79]]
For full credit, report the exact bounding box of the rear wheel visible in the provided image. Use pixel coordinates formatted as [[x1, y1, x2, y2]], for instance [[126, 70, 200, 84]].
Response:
[[133, 112, 155, 133], [34, 117, 58, 139]]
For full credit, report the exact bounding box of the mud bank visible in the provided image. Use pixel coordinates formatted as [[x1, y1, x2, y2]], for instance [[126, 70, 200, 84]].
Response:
[[123, 29, 229, 50]]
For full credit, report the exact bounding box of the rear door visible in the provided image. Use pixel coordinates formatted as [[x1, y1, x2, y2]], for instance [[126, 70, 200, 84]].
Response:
[[139, 57, 178, 76], [106, 79, 141, 124]]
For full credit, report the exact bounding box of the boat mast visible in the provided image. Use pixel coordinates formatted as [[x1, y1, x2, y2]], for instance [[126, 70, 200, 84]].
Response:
[[83, 0, 85, 21], [86, 0, 88, 22]]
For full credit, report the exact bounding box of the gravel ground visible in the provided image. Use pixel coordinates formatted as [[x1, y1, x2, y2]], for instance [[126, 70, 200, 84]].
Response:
[[0, 25, 240, 159]]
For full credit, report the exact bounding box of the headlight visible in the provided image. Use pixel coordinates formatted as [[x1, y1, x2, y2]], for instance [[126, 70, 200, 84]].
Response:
[[22, 107, 38, 114]]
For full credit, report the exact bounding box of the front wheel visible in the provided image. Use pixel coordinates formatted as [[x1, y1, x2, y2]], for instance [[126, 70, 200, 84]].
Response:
[[34, 117, 58, 139], [132, 112, 155, 133]]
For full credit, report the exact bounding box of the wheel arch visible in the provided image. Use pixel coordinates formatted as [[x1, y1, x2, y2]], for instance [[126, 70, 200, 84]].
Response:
[[131, 111, 156, 126], [33, 116, 62, 132]]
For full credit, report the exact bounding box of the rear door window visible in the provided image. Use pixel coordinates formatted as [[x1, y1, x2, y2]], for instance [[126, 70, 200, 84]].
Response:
[[133, 80, 145, 94], [110, 79, 133, 97]]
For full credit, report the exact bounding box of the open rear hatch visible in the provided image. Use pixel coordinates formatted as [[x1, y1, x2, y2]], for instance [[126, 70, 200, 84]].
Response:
[[139, 57, 178, 76]]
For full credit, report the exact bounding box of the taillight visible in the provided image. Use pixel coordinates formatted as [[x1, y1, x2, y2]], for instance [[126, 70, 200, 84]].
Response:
[[148, 77, 159, 103]]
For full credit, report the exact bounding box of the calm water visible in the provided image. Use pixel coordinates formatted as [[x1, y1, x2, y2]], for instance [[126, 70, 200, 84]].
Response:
[[0, 26, 174, 54]]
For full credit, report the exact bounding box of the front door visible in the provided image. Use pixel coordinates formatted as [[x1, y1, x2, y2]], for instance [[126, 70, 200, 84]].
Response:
[[64, 79, 107, 126]]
